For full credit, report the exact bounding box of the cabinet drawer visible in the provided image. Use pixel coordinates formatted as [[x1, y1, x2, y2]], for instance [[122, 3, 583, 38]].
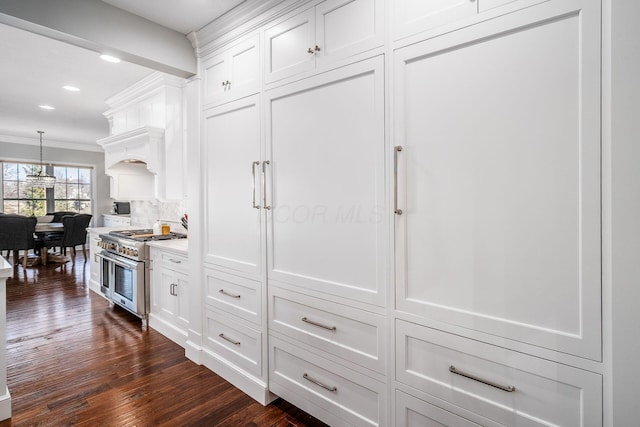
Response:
[[269, 336, 385, 427], [396, 390, 481, 427], [396, 320, 602, 427], [204, 269, 261, 325], [268, 287, 386, 373], [158, 251, 188, 274], [204, 307, 262, 377]]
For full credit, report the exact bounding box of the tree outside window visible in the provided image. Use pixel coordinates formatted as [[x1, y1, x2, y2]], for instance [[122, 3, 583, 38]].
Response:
[[1, 162, 92, 216], [53, 166, 92, 213], [2, 162, 47, 216]]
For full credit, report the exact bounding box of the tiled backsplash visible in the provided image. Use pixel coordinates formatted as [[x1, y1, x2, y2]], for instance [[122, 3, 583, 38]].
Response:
[[130, 200, 187, 233]]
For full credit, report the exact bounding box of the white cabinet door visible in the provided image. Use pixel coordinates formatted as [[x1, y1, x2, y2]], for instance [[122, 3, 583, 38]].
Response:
[[264, 7, 316, 84], [203, 95, 264, 279], [174, 272, 189, 331], [202, 34, 260, 106], [315, 0, 383, 68], [264, 0, 382, 84], [265, 56, 386, 306], [393, 0, 477, 41], [149, 248, 189, 345], [157, 268, 178, 319], [202, 53, 227, 103], [394, 0, 601, 359]]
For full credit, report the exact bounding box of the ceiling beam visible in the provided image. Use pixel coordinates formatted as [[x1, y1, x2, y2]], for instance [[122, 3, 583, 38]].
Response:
[[0, 0, 196, 78]]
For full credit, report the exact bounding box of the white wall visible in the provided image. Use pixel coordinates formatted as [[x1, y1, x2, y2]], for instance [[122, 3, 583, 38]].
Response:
[[608, 0, 640, 425], [0, 140, 110, 225]]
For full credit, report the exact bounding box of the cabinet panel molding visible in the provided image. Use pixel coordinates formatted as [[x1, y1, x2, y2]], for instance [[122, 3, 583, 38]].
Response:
[[394, 0, 601, 359], [265, 56, 387, 306]]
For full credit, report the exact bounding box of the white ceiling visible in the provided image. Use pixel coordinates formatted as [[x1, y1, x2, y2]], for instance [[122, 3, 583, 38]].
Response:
[[0, 0, 245, 151], [102, 0, 246, 34]]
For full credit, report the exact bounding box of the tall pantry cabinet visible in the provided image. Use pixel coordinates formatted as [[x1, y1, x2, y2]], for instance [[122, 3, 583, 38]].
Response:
[[191, 0, 606, 425], [392, 0, 602, 425]]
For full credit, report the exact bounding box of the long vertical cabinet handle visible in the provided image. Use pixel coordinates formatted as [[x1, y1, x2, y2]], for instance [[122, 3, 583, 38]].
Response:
[[394, 146, 403, 215], [252, 161, 260, 209], [262, 160, 271, 210]]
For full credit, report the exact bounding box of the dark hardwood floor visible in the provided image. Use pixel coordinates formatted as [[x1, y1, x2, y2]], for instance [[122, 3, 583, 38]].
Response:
[[1, 253, 327, 427]]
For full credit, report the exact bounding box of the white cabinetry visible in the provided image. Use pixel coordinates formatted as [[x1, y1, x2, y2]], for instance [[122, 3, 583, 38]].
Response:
[[99, 74, 186, 202], [265, 56, 387, 426], [392, 0, 548, 42], [393, 0, 603, 424], [395, 391, 481, 427], [265, 56, 386, 306], [394, 0, 601, 359], [264, 0, 382, 84], [201, 93, 270, 403], [202, 34, 260, 107], [88, 230, 103, 297], [396, 321, 602, 426], [149, 246, 189, 347]]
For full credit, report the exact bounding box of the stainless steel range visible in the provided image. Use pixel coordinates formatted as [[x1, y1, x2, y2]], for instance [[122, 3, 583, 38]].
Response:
[[97, 229, 186, 324]]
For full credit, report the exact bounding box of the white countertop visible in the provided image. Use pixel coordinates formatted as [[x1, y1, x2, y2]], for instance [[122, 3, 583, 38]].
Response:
[[146, 238, 188, 255], [0, 256, 11, 280]]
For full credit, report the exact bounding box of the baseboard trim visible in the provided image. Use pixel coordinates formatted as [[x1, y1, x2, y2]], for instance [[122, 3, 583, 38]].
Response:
[[202, 349, 276, 405], [0, 387, 11, 421]]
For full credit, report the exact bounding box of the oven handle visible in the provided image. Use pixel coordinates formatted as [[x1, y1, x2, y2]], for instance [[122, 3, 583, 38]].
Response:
[[96, 251, 141, 269]]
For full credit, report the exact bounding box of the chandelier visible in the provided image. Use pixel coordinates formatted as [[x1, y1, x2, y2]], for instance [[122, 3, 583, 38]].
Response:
[[26, 131, 56, 188]]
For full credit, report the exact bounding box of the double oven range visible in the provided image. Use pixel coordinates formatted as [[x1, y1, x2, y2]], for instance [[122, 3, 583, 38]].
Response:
[[97, 229, 186, 324]]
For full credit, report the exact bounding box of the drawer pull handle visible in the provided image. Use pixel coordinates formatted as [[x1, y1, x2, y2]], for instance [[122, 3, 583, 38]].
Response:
[[219, 289, 241, 299], [303, 373, 337, 392], [301, 317, 336, 331], [169, 259, 182, 264], [449, 365, 516, 392], [219, 333, 240, 346]]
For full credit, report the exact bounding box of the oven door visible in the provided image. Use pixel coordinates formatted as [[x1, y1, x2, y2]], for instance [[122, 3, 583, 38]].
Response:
[[98, 251, 146, 316]]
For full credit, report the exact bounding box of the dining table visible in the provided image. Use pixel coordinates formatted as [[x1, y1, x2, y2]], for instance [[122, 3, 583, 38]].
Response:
[[35, 222, 64, 265]]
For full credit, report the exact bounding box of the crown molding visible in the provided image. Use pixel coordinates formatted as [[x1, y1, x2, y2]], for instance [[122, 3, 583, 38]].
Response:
[[103, 71, 186, 117], [194, 0, 315, 57], [0, 133, 104, 153]]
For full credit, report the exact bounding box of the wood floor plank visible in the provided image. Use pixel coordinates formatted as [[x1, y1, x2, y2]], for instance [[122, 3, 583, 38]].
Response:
[[2, 255, 328, 427]]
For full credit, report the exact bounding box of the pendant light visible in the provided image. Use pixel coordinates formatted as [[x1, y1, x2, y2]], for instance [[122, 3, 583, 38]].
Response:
[[26, 131, 56, 188]]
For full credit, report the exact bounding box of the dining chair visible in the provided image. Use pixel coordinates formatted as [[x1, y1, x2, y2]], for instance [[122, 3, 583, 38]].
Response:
[[47, 211, 79, 223], [0, 214, 37, 268], [43, 214, 93, 260]]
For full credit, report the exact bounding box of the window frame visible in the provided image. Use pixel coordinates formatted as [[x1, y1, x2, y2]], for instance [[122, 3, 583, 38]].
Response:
[[1, 159, 95, 217]]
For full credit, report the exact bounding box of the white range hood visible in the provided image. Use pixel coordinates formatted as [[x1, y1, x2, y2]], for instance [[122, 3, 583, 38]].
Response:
[[97, 126, 165, 200], [97, 126, 165, 172], [96, 72, 186, 201]]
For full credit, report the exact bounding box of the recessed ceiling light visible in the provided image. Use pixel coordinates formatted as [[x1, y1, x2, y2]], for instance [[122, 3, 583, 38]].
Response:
[[39, 105, 55, 110], [62, 85, 80, 92], [100, 54, 121, 63]]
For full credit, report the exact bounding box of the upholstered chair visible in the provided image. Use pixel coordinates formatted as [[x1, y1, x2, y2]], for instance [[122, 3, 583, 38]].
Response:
[[0, 214, 37, 268], [43, 214, 93, 260]]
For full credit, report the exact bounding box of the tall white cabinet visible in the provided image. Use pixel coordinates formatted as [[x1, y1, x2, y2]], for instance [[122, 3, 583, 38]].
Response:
[[265, 56, 388, 426], [189, 0, 608, 425], [392, 0, 603, 425]]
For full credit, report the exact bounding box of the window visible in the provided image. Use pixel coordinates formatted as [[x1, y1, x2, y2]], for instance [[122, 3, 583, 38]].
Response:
[[2, 162, 47, 216], [53, 166, 92, 213], [1, 161, 93, 216]]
